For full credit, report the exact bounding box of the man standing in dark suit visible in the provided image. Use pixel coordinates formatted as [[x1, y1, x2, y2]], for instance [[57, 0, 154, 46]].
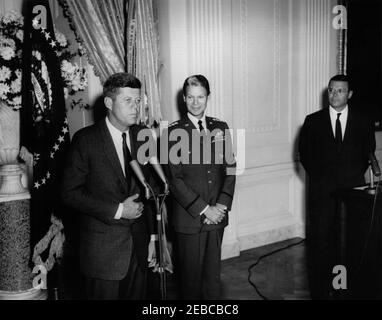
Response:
[[166, 75, 236, 299], [299, 74, 376, 299], [61, 73, 157, 300]]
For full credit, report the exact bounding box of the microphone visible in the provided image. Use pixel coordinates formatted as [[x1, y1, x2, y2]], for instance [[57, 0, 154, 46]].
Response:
[[369, 153, 381, 177], [129, 159, 151, 199], [149, 156, 169, 194]]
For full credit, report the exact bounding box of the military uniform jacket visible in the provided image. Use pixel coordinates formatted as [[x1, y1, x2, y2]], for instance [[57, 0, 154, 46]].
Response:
[[166, 116, 236, 234]]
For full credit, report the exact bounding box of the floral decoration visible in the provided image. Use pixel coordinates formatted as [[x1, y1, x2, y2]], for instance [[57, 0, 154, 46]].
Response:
[[0, 10, 88, 111]]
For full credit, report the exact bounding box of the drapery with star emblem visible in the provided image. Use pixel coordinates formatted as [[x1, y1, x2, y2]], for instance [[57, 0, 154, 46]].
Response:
[[20, 0, 69, 271]]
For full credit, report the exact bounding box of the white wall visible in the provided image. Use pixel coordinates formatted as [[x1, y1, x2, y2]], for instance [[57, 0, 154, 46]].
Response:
[[158, 0, 339, 259]]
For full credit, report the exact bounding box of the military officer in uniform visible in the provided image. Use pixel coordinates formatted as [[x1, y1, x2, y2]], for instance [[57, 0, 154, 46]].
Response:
[[166, 74, 236, 299]]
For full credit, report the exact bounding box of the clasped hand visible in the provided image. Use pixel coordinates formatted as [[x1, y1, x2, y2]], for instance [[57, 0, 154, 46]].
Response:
[[121, 193, 144, 219], [203, 204, 226, 225]]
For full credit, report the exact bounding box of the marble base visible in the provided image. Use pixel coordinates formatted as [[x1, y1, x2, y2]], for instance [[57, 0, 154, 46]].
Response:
[[221, 223, 305, 260], [221, 238, 240, 260], [0, 165, 30, 202], [0, 288, 47, 300], [0, 199, 31, 291], [239, 223, 304, 252]]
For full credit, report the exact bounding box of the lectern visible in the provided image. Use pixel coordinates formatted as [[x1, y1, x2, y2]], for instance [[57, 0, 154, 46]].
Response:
[[333, 186, 382, 299]]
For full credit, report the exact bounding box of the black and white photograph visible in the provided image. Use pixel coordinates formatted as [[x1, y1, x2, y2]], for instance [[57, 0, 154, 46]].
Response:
[[0, 0, 381, 308]]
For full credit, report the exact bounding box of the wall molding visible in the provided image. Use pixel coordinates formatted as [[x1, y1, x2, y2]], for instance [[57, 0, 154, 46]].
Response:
[[237, 0, 282, 134], [157, 0, 338, 261], [222, 162, 304, 259], [187, 0, 224, 118], [222, 223, 304, 260], [305, 0, 333, 114], [238, 223, 304, 253]]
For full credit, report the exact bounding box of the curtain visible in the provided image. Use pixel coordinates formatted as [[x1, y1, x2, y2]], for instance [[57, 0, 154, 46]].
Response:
[[59, 0, 162, 126], [59, 0, 126, 84], [126, 0, 136, 75], [134, 0, 162, 126]]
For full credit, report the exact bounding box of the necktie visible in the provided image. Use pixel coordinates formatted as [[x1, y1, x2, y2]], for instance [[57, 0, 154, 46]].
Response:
[[122, 132, 132, 179], [198, 120, 205, 132], [335, 113, 342, 146], [198, 120, 206, 164]]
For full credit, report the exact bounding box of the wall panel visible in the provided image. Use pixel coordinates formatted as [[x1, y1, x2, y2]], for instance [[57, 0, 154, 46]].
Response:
[[158, 0, 338, 259]]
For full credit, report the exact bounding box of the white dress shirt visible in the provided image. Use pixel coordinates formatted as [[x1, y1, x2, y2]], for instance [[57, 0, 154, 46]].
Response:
[[187, 112, 207, 132], [106, 118, 157, 240], [105, 116, 131, 177], [329, 105, 348, 140], [105, 117, 131, 219]]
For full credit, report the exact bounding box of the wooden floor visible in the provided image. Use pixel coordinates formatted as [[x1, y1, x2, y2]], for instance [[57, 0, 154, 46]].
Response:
[[55, 237, 310, 300], [220, 237, 309, 300], [156, 237, 310, 300]]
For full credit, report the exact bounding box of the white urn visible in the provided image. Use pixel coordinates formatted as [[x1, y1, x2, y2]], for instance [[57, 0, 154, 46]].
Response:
[[0, 102, 30, 198]]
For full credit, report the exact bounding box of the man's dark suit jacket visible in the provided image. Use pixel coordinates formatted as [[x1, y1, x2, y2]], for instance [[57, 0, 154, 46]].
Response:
[[299, 107, 375, 189], [61, 119, 155, 281], [166, 116, 236, 234], [298, 106, 376, 297]]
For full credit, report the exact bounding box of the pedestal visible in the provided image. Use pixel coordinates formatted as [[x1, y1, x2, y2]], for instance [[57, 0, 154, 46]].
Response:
[[0, 287, 47, 300], [0, 164, 47, 300]]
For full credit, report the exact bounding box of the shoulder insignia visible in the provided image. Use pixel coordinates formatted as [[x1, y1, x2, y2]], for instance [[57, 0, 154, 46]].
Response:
[[168, 120, 179, 128]]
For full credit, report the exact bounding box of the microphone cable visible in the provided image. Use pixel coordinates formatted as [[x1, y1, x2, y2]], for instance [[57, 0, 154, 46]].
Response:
[[354, 177, 380, 278], [247, 238, 305, 300]]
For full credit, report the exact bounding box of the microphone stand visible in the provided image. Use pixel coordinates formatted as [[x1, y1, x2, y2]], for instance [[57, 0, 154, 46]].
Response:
[[145, 182, 170, 300], [365, 166, 381, 195], [129, 159, 171, 299]]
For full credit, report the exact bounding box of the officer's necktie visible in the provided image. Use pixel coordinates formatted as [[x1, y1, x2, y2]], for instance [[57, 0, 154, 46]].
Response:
[[122, 132, 132, 180], [335, 113, 342, 146], [198, 120, 205, 132]]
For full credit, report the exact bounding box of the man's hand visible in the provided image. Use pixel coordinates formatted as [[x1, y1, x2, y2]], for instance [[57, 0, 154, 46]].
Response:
[[204, 206, 225, 224], [121, 194, 144, 219], [203, 217, 213, 225], [215, 203, 227, 214], [148, 239, 157, 268]]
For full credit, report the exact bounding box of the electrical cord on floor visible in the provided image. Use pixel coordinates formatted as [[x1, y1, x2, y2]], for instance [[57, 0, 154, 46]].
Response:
[[247, 238, 306, 300]]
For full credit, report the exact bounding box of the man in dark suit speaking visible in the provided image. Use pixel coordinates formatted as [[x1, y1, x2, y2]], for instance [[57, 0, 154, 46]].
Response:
[[61, 73, 156, 299], [299, 74, 376, 299]]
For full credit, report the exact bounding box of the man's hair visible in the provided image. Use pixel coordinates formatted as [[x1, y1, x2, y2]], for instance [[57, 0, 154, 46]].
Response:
[[328, 74, 352, 91], [103, 73, 141, 99], [182, 74, 211, 96]]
